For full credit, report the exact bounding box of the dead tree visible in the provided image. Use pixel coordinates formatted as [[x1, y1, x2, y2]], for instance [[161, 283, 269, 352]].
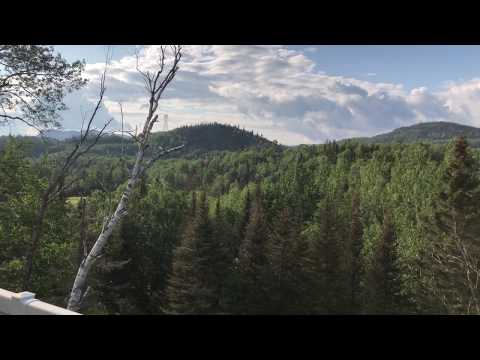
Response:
[[23, 56, 113, 289], [67, 45, 184, 312]]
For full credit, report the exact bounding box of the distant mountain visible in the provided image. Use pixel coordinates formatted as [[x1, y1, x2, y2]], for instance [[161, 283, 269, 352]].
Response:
[[1, 123, 277, 158], [42, 129, 82, 140], [346, 121, 480, 146], [87, 123, 276, 158], [150, 123, 275, 154], [42, 129, 105, 141]]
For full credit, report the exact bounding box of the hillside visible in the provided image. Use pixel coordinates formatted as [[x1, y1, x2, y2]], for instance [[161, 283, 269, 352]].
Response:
[[347, 121, 480, 146], [42, 129, 88, 140], [0, 123, 276, 159]]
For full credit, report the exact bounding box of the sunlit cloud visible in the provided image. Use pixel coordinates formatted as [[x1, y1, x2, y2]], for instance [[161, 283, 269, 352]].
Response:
[[19, 45, 480, 145]]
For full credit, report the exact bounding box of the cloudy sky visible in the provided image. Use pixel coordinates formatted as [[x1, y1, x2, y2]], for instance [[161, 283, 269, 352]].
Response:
[[6, 45, 480, 145]]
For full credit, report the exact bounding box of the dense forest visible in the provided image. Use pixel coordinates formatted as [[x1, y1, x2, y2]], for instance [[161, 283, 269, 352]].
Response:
[[2, 122, 480, 314]]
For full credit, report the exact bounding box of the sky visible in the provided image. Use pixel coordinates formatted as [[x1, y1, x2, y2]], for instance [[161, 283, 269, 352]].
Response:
[[6, 45, 480, 145]]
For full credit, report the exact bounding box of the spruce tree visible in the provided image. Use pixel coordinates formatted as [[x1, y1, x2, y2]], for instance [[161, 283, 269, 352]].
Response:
[[239, 188, 252, 242], [237, 184, 272, 313], [303, 196, 346, 313], [369, 210, 403, 314], [267, 207, 311, 313], [164, 219, 200, 314], [423, 136, 480, 314], [209, 198, 231, 312], [165, 192, 222, 313], [223, 189, 253, 313], [349, 191, 364, 313]]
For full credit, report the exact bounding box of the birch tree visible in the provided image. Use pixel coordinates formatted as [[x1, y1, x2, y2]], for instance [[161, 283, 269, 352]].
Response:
[[67, 45, 184, 312]]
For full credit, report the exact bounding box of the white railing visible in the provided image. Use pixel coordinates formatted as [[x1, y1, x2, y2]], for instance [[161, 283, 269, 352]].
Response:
[[0, 288, 81, 315]]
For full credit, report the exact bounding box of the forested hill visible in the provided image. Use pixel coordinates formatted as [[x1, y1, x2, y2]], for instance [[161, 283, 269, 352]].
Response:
[[346, 121, 480, 147], [0, 123, 276, 159], [150, 123, 276, 154]]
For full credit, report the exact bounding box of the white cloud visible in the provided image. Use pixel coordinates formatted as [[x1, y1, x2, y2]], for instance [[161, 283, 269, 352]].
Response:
[[48, 45, 480, 145]]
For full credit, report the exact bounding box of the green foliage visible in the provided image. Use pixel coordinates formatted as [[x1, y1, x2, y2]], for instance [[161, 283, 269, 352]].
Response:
[[4, 125, 480, 315], [0, 138, 76, 305], [0, 45, 86, 128], [420, 137, 480, 314]]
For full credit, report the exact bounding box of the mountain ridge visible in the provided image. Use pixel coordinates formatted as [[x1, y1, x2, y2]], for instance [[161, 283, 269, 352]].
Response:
[[344, 121, 480, 146], [0, 122, 277, 158]]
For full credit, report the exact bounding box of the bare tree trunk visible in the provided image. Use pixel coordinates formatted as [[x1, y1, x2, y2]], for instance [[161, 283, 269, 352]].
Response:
[[78, 197, 87, 266], [68, 147, 144, 310], [67, 45, 183, 312]]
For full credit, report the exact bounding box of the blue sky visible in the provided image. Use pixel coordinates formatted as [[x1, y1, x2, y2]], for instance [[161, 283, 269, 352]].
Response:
[[56, 45, 480, 91], [7, 45, 480, 144], [297, 45, 480, 91]]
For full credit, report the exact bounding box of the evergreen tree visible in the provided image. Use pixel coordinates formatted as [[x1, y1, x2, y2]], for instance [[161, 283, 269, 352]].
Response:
[[237, 184, 272, 313], [369, 210, 403, 313], [164, 218, 200, 314], [349, 191, 364, 313], [267, 207, 311, 313], [239, 188, 252, 242], [165, 192, 224, 313], [205, 197, 231, 312], [319, 197, 346, 313], [303, 196, 347, 313], [423, 136, 480, 314]]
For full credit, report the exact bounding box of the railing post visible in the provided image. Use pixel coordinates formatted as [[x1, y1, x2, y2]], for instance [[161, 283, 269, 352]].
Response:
[[12, 292, 37, 310], [0, 288, 81, 315]]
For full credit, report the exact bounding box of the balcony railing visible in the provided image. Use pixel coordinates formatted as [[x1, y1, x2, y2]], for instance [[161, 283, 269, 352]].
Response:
[[0, 288, 81, 315]]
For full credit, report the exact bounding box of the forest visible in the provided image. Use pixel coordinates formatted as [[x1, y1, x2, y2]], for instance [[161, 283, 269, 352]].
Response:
[[2, 125, 480, 314]]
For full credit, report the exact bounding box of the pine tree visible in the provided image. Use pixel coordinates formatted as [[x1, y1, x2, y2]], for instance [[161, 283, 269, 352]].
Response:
[[369, 210, 403, 314], [165, 192, 225, 314], [267, 207, 311, 313], [423, 136, 480, 314], [237, 184, 272, 313], [239, 188, 252, 242], [164, 219, 200, 314], [209, 198, 231, 312], [223, 189, 252, 313], [303, 196, 346, 313], [320, 197, 346, 313], [165, 193, 214, 314], [349, 191, 364, 313]]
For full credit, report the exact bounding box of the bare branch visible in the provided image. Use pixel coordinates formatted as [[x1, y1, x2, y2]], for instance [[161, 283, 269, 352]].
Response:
[[22, 51, 114, 289], [143, 144, 185, 172], [0, 112, 45, 135], [67, 45, 184, 312]]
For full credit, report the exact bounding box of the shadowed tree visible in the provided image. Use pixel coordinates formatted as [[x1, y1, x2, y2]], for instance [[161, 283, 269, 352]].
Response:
[[349, 191, 364, 313], [423, 136, 480, 314], [267, 207, 311, 313], [236, 184, 272, 314], [369, 210, 404, 314]]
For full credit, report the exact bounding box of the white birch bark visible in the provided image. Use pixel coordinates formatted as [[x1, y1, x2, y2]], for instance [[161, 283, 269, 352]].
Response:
[[67, 46, 183, 311]]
